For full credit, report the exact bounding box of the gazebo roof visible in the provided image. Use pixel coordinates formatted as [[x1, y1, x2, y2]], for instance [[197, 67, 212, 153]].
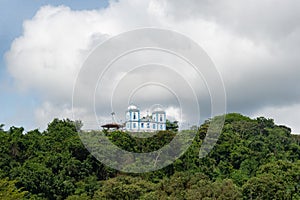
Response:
[[101, 123, 124, 130]]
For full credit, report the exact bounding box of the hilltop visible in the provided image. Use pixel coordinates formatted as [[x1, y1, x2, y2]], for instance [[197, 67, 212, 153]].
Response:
[[0, 113, 299, 199]]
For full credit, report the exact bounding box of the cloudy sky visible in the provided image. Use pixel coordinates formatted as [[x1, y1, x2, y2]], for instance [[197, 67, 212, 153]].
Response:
[[1, 0, 300, 133]]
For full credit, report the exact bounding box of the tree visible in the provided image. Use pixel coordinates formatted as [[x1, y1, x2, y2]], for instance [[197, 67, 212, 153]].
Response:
[[242, 174, 288, 200], [0, 178, 27, 200], [0, 124, 4, 131], [255, 160, 300, 199], [166, 120, 179, 132], [93, 176, 156, 199], [0, 114, 299, 199]]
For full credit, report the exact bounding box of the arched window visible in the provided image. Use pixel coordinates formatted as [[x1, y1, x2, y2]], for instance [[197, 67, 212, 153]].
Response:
[[133, 113, 136, 120], [160, 115, 163, 121]]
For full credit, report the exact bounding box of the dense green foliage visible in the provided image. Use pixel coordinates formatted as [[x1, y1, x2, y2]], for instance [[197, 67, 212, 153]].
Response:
[[0, 114, 299, 199]]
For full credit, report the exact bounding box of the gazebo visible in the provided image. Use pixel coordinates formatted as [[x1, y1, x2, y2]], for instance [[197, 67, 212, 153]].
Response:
[[101, 112, 124, 130], [101, 123, 124, 130]]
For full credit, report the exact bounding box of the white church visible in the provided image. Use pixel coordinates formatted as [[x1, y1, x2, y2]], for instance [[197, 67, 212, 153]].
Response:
[[125, 105, 166, 132]]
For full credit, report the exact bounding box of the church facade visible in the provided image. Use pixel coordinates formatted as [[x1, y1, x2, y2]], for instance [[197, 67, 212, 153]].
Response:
[[125, 105, 166, 132]]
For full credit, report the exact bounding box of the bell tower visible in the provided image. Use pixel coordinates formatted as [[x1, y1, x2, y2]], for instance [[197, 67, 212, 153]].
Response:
[[126, 104, 140, 131]]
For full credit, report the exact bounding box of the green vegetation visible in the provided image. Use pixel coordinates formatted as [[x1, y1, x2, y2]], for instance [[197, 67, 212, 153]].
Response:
[[0, 114, 299, 199]]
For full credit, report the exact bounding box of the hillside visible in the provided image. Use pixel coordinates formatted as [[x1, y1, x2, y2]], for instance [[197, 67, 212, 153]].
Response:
[[0, 113, 299, 199]]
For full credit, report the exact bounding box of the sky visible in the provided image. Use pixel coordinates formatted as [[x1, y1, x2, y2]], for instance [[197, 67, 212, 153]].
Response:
[[1, 0, 300, 133]]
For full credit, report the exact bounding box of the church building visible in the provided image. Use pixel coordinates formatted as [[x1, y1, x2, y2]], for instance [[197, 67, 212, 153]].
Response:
[[125, 105, 166, 132]]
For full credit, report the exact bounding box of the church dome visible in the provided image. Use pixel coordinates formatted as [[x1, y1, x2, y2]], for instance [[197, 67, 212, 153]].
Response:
[[128, 104, 138, 111], [151, 104, 165, 113]]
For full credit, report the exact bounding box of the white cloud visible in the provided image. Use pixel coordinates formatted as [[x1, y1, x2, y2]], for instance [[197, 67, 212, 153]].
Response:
[[6, 6, 109, 101], [165, 106, 181, 122], [251, 103, 300, 134], [34, 102, 74, 129], [5, 0, 300, 131]]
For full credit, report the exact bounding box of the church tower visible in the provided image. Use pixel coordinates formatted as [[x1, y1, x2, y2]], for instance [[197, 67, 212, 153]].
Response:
[[152, 107, 166, 131], [125, 104, 140, 131]]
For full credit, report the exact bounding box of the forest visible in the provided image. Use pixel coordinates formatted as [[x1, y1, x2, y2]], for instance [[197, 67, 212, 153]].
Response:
[[0, 113, 299, 199]]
